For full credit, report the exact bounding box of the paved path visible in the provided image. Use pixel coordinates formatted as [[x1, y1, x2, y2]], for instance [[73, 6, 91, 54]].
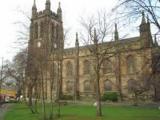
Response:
[[0, 103, 11, 120]]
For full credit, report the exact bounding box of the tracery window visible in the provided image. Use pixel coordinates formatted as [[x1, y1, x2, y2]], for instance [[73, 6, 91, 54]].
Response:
[[128, 79, 137, 92], [56, 24, 59, 39], [66, 61, 73, 76], [40, 22, 44, 38], [103, 60, 113, 74], [53, 63, 58, 76], [104, 80, 112, 91], [34, 23, 38, 39], [50, 63, 58, 90], [66, 81, 73, 92], [127, 55, 136, 74], [83, 60, 91, 74], [83, 80, 91, 92], [51, 23, 55, 38]]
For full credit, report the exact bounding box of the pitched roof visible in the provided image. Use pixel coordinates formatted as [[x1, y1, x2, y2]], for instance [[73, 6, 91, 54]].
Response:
[[63, 36, 140, 55]]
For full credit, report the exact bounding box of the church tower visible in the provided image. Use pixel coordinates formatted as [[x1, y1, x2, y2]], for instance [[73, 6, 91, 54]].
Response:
[[27, 0, 64, 100], [30, 0, 64, 56]]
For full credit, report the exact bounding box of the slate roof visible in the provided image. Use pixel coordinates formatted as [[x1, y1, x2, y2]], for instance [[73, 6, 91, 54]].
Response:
[[63, 36, 140, 55]]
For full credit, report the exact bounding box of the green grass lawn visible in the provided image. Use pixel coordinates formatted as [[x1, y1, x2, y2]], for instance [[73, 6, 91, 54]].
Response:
[[4, 103, 160, 120]]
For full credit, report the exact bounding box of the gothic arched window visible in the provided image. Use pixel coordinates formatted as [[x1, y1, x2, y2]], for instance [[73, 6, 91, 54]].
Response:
[[127, 55, 136, 74], [66, 61, 73, 76], [56, 24, 59, 39], [83, 80, 91, 92], [52, 23, 55, 38], [128, 79, 137, 92], [103, 60, 113, 74], [83, 60, 91, 74], [50, 63, 58, 91], [40, 22, 44, 38], [34, 23, 38, 39], [53, 63, 58, 76], [66, 81, 73, 92], [104, 80, 112, 91]]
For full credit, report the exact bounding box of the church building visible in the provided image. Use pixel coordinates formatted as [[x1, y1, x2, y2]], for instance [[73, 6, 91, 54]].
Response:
[[26, 0, 160, 101]]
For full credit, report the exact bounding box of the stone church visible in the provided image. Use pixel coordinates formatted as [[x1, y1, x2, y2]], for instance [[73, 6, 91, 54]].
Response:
[[26, 0, 160, 101]]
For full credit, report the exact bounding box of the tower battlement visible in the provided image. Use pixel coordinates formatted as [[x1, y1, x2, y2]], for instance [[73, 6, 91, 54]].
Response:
[[34, 10, 58, 19], [32, 0, 62, 21]]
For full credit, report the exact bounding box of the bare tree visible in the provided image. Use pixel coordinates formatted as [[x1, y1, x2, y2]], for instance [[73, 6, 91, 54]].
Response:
[[114, 0, 160, 33], [0, 59, 18, 103], [0, 58, 4, 103], [80, 11, 116, 116], [8, 49, 27, 98], [14, 9, 30, 50], [113, 0, 160, 101], [0, 58, 7, 103]]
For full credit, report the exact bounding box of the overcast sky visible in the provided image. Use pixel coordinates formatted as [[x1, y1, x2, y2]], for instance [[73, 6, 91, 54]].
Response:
[[1, 0, 142, 62]]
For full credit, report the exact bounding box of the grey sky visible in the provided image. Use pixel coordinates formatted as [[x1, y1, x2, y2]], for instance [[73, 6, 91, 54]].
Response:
[[0, 0, 118, 61]]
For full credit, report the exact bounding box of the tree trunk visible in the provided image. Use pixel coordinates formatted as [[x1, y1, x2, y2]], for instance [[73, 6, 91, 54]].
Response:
[[28, 86, 33, 106], [95, 70, 102, 116]]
